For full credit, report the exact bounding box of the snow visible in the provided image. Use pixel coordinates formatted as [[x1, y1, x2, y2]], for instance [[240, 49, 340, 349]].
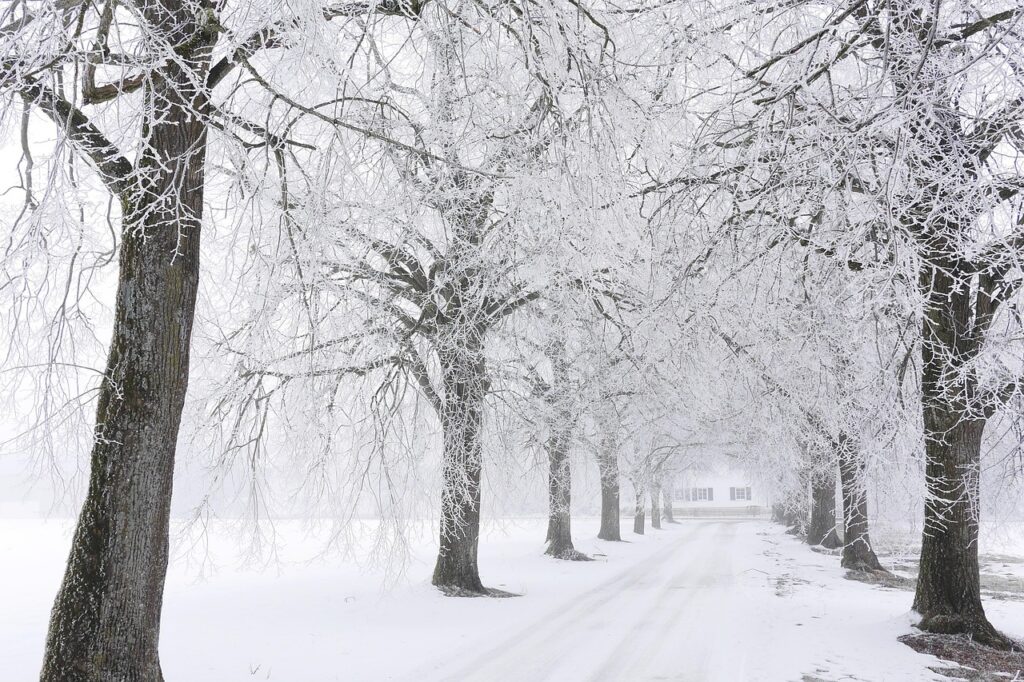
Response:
[[2, 517, 1020, 681]]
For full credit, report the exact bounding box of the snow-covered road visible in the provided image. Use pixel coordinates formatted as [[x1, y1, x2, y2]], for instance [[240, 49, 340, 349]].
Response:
[[7, 516, 1024, 680], [422, 521, 747, 681], [406, 519, 967, 682]]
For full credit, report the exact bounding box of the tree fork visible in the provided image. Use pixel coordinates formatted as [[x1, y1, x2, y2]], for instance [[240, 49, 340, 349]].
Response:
[[883, 0, 1015, 648], [41, 11, 217, 677]]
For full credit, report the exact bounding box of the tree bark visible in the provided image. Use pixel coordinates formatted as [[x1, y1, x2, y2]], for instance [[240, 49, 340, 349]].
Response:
[[913, 417, 998, 640], [883, 1, 1010, 647], [783, 507, 805, 535], [545, 424, 588, 560], [596, 437, 621, 541], [650, 484, 662, 530], [662, 483, 676, 523], [633, 484, 645, 535], [807, 470, 840, 549], [911, 262, 1004, 643], [836, 433, 883, 572], [41, 9, 216, 680], [432, 335, 488, 595], [427, 47, 496, 591]]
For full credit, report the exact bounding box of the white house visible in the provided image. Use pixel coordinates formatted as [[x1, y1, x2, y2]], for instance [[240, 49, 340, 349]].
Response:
[[670, 467, 768, 517]]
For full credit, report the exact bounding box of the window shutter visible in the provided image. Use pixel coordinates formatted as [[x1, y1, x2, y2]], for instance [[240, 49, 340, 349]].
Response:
[[708, 487, 714, 501], [746, 487, 752, 501], [730, 487, 735, 501]]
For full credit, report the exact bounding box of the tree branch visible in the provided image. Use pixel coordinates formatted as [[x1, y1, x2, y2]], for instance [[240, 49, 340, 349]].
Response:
[[937, 9, 1024, 48], [207, 0, 428, 90], [19, 79, 135, 199]]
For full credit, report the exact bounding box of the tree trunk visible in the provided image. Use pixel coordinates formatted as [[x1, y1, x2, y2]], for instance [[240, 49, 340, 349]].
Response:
[[783, 506, 805, 534], [807, 470, 840, 549], [432, 337, 489, 595], [911, 265, 1004, 644], [885, 2, 1009, 648], [545, 424, 588, 560], [633, 484, 645, 535], [662, 484, 676, 523], [913, 418, 999, 640], [41, 13, 215, 681], [650, 484, 662, 530], [836, 433, 883, 572], [596, 436, 621, 541]]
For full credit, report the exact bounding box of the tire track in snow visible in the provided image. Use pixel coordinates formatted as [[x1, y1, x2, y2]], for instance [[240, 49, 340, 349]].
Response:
[[418, 520, 736, 681], [589, 520, 741, 682]]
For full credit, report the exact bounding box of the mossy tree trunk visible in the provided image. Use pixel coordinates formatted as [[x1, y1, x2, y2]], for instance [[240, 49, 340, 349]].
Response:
[[41, 7, 217, 679]]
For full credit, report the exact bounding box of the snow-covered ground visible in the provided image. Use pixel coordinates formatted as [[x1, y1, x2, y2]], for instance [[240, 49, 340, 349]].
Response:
[[3, 517, 1024, 681]]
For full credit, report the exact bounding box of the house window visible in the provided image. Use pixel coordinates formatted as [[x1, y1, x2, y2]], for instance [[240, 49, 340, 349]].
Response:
[[730, 486, 752, 501], [690, 487, 713, 501]]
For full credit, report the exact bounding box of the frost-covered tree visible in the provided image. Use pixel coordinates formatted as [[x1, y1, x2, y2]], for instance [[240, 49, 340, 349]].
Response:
[[1, 1, 223, 675], [202, 0, 628, 594], [0, 0, 433, 674], [699, 0, 1024, 644]]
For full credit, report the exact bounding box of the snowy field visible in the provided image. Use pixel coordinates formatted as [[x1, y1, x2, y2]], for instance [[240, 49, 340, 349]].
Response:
[[4, 517, 1024, 681]]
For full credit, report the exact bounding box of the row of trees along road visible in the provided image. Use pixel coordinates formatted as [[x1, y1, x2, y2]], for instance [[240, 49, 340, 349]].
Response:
[[0, 0, 1022, 677], [698, 0, 1024, 647]]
